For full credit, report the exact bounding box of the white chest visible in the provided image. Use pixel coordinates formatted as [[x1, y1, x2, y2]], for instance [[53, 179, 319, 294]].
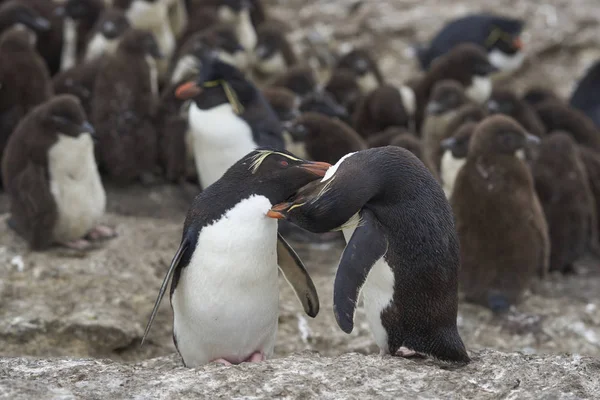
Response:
[[84, 34, 118, 62], [342, 214, 395, 354], [236, 9, 257, 52], [440, 150, 466, 199], [357, 72, 379, 94], [188, 102, 255, 188], [47, 134, 106, 242], [145, 54, 158, 98], [60, 17, 78, 71], [127, 0, 174, 60], [171, 195, 280, 366], [489, 49, 525, 72], [465, 76, 492, 104], [255, 52, 287, 76]]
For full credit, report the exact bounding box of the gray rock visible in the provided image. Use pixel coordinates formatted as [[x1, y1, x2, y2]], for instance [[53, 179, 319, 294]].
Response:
[[1, 350, 599, 399]]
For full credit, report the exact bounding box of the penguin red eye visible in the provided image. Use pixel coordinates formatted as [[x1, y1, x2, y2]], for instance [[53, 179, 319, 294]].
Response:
[[280, 160, 289, 167]]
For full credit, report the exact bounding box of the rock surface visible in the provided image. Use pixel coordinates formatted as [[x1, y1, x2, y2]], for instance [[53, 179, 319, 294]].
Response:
[[2, 350, 599, 399]]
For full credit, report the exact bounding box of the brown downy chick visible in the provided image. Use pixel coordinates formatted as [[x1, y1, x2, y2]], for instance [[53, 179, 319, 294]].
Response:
[[53, 61, 100, 117], [532, 131, 596, 274], [324, 68, 363, 116], [283, 111, 366, 164], [0, 26, 52, 187], [522, 85, 562, 108], [334, 48, 384, 93], [92, 29, 162, 184], [82, 8, 131, 62], [262, 86, 299, 122], [253, 21, 296, 80], [451, 115, 549, 313], [487, 87, 545, 137], [269, 65, 318, 96], [438, 121, 477, 198], [366, 126, 411, 148]]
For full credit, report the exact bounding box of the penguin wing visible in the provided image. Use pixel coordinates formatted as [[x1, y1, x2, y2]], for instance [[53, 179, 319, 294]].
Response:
[[277, 232, 320, 318], [333, 208, 388, 334], [8, 161, 57, 250], [141, 240, 189, 346]]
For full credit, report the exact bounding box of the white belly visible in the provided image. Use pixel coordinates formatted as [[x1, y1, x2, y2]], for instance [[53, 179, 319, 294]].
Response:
[[48, 133, 106, 242], [357, 72, 379, 94], [145, 55, 159, 98], [489, 49, 525, 72], [188, 102, 256, 188], [465, 75, 492, 104], [171, 195, 279, 367], [440, 150, 466, 199], [342, 217, 395, 354], [84, 34, 119, 61], [237, 9, 257, 52], [60, 18, 77, 71]]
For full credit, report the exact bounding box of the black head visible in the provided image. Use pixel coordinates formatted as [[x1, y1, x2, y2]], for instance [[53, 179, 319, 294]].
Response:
[[522, 86, 561, 107], [200, 24, 244, 55], [426, 80, 468, 115], [95, 9, 130, 39], [55, 0, 103, 21], [119, 29, 162, 59], [254, 24, 286, 61], [440, 43, 498, 78], [175, 55, 255, 111], [0, 1, 50, 33], [469, 115, 539, 157], [485, 16, 524, 54], [440, 121, 478, 159], [299, 90, 349, 120], [40, 94, 95, 138], [336, 49, 379, 77], [0, 25, 37, 49], [487, 88, 520, 115], [218, 148, 332, 205]]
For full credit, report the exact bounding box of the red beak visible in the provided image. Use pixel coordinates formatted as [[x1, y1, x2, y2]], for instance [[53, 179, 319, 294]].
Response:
[[299, 161, 331, 176], [513, 37, 523, 50], [266, 202, 291, 219], [175, 81, 202, 100]]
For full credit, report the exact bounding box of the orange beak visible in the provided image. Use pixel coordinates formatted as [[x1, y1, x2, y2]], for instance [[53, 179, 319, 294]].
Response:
[[299, 161, 332, 177], [513, 37, 523, 50], [175, 81, 202, 100], [267, 202, 291, 219]]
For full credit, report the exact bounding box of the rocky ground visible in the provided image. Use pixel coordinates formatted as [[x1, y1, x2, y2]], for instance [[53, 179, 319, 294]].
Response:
[[2, 0, 600, 398]]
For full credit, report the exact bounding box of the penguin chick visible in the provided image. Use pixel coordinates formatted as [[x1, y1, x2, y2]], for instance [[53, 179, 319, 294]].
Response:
[[92, 29, 162, 184], [421, 80, 470, 176], [269, 65, 318, 96], [299, 90, 350, 123], [253, 21, 296, 79], [451, 115, 549, 313], [170, 24, 245, 84], [55, 0, 105, 71], [352, 84, 417, 138], [578, 146, 600, 253], [438, 121, 477, 198], [53, 61, 100, 117], [267, 147, 470, 363], [569, 60, 600, 129], [413, 43, 498, 131], [174, 55, 285, 188], [324, 68, 363, 116], [415, 13, 524, 72], [213, 0, 258, 55], [0, 1, 50, 35], [531, 131, 596, 274], [334, 48, 384, 93], [389, 132, 438, 178], [262, 86, 299, 122], [283, 112, 366, 163], [114, 0, 175, 79], [366, 126, 410, 148], [534, 100, 600, 152], [142, 148, 327, 367], [2, 94, 115, 251], [83, 8, 130, 62], [487, 87, 545, 137], [522, 85, 562, 108], [0, 26, 53, 186]]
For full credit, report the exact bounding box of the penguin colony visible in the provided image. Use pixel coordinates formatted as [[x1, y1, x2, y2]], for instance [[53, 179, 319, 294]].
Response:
[[1, 0, 600, 368]]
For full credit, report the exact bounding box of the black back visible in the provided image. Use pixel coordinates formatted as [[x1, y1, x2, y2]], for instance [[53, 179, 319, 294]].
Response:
[[569, 60, 600, 128]]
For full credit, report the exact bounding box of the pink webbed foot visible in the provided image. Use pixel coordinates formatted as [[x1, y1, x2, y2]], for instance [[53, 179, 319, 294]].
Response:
[[395, 346, 426, 359], [245, 352, 265, 363], [211, 358, 233, 366], [59, 238, 93, 251], [86, 225, 117, 241]]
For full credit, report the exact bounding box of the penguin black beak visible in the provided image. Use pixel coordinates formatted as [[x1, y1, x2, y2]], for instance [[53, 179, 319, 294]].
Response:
[[525, 133, 540, 146], [426, 101, 445, 115], [175, 81, 202, 100], [298, 160, 331, 177], [80, 121, 96, 136], [487, 100, 500, 113], [440, 137, 457, 151], [266, 202, 291, 219]]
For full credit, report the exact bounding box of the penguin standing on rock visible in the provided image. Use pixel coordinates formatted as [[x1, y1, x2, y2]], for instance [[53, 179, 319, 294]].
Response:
[[141, 149, 327, 367], [267, 147, 470, 363], [0, 26, 53, 185], [174, 55, 285, 189], [451, 116, 549, 313], [2, 95, 115, 251], [92, 29, 162, 184]]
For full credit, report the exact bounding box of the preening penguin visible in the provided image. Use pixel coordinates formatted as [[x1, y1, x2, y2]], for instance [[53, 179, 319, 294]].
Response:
[[174, 54, 284, 189], [267, 147, 470, 363], [451, 115, 549, 313], [2, 94, 114, 251], [141, 149, 328, 367]]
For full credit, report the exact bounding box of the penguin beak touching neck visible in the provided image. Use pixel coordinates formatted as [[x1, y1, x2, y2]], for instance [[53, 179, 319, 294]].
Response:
[[298, 161, 332, 176], [266, 202, 292, 219], [175, 81, 202, 100]]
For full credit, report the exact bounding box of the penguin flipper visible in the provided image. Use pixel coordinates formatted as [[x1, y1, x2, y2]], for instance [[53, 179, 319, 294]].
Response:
[[277, 232, 320, 318], [334, 208, 388, 334], [141, 240, 188, 346]]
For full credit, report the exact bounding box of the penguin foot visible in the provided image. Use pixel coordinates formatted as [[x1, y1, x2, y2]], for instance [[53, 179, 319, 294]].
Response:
[[395, 347, 426, 359], [86, 225, 117, 241], [59, 238, 93, 251], [245, 351, 265, 363], [211, 358, 233, 366]]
